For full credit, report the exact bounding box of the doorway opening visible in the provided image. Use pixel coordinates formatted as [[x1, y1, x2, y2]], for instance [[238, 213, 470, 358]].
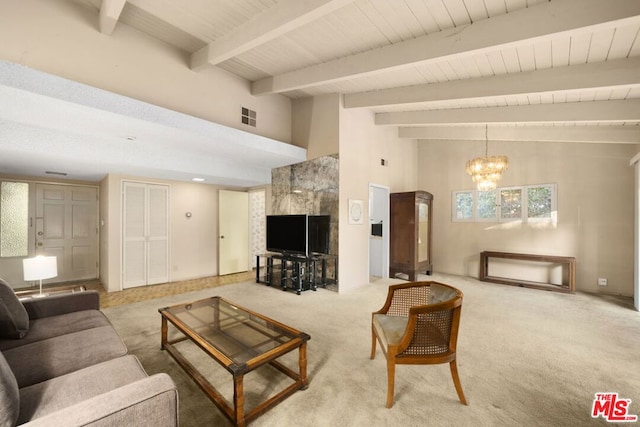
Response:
[[369, 184, 390, 279]]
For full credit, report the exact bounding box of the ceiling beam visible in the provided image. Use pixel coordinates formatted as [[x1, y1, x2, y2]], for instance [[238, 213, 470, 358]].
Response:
[[99, 0, 126, 35], [375, 100, 640, 125], [252, 0, 640, 95], [399, 125, 640, 144], [344, 57, 640, 109], [191, 0, 355, 71]]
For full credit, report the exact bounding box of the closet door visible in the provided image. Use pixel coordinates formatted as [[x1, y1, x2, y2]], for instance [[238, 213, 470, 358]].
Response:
[[146, 185, 169, 285], [122, 182, 169, 289]]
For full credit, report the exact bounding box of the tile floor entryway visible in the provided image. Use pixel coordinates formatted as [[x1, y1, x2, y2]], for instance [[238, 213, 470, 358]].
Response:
[[30, 271, 255, 308]]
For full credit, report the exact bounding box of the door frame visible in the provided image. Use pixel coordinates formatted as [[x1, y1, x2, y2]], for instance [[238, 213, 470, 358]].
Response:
[[368, 183, 390, 279]]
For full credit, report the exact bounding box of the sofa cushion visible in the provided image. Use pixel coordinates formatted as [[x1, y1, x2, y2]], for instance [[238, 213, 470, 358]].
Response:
[[0, 278, 29, 339], [0, 352, 19, 427], [22, 291, 100, 320], [18, 355, 148, 424], [0, 309, 110, 351], [19, 373, 178, 427], [3, 325, 128, 388]]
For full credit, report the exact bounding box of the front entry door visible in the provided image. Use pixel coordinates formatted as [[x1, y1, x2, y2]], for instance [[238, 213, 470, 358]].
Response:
[[35, 184, 98, 282], [218, 190, 249, 275]]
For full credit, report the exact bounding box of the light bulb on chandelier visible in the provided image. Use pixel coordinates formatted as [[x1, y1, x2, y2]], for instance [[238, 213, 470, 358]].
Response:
[[466, 125, 508, 190]]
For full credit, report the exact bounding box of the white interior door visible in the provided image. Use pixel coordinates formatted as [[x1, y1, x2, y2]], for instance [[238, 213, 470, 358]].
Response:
[[219, 190, 249, 275], [122, 181, 169, 289], [123, 182, 146, 288], [36, 184, 98, 282]]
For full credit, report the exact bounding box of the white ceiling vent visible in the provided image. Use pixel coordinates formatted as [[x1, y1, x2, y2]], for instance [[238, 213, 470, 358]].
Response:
[[241, 107, 256, 127]]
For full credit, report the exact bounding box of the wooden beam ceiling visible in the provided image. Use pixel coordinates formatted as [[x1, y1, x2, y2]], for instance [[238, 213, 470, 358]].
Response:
[[398, 125, 640, 144], [375, 99, 640, 125], [99, 0, 126, 35], [190, 0, 355, 71], [343, 57, 640, 109], [251, 0, 640, 95]]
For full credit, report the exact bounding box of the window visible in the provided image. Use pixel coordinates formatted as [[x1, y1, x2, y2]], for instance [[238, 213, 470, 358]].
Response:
[[0, 181, 29, 257], [500, 188, 522, 221], [453, 184, 556, 223], [454, 191, 473, 220], [527, 186, 553, 220], [477, 190, 497, 220]]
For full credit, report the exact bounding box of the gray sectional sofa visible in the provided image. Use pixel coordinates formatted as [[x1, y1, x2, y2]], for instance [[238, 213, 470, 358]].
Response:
[[0, 279, 178, 426]]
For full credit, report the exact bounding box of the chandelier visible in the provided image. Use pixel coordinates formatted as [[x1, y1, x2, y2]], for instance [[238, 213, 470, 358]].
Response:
[[465, 125, 508, 191]]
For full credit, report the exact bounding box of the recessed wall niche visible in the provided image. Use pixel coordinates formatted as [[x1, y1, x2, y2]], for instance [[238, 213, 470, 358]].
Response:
[[271, 154, 339, 288]]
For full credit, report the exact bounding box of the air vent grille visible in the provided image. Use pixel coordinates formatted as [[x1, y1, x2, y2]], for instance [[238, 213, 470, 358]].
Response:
[[241, 107, 256, 127]]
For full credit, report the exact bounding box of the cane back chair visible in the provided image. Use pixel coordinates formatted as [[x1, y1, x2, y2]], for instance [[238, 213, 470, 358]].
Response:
[[370, 281, 467, 408]]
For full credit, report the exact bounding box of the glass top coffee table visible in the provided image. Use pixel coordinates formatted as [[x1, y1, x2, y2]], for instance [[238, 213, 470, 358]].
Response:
[[159, 296, 310, 427]]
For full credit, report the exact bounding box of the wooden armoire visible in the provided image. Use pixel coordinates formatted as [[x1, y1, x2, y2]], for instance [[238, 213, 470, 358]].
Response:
[[389, 191, 433, 281]]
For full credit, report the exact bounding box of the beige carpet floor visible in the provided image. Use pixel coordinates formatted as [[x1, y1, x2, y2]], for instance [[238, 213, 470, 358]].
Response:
[[103, 273, 640, 426]]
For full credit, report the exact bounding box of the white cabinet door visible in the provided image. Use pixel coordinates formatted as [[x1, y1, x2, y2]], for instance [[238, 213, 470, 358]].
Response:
[[147, 184, 169, 285], [123, 181, 169, 288]]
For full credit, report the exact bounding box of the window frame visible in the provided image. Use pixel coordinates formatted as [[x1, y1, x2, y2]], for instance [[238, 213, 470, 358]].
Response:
[[452, 190, 474, 222], [452, 183, 557, 224]]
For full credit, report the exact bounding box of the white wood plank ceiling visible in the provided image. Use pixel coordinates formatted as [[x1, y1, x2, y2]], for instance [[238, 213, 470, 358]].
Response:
[[81, 0, 640, 143]]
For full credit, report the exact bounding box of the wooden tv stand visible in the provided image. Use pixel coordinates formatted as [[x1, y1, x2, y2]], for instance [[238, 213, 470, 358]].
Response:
[[479, 251, 576, 293]]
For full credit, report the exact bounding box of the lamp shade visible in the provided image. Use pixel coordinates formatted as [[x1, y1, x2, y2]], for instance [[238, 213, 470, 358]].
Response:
[[23, 256, 58, 281]]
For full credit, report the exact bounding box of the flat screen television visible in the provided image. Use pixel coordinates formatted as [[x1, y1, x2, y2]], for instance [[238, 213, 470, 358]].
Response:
[[308, 215, 330, 255], [266, 214, 330, 257]]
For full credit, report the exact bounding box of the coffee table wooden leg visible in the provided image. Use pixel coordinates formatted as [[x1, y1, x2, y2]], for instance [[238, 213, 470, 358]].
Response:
[[300, 342, 308, 389], [234, 374, 245, 427], [160, 316, 167, 350]]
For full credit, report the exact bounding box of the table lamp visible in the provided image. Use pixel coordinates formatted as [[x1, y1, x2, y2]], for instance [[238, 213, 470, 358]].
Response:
[[23, 255, 58, 297]]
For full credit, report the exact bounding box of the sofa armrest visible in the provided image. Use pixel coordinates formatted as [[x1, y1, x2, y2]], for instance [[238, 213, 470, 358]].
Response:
[[20, 373, 178, 427], [22, 291, 100, 320]]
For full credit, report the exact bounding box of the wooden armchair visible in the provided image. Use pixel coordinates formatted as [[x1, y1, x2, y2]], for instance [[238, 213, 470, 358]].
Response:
[[370, 281, 467, 408]]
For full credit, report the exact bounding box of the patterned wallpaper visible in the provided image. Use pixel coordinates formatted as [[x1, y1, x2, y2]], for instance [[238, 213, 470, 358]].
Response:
[[249, 189, 266, 268]]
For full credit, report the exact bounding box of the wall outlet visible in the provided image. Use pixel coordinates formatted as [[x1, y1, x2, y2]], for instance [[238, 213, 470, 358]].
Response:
[[597, 278, 608, 286]]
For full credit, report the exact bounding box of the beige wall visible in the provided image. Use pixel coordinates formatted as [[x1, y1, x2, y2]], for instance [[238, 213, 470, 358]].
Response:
[[0, 0, 292, 144], [418, 139, 640, 296], [292, 94, 340, 157], [100, 174, 225, 292], [292, 95, 419, 292], [1, 0, 294, 292], [338, 105, 419, 292]]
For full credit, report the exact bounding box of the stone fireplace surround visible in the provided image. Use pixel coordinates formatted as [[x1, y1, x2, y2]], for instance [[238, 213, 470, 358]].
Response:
[[271, 154, 339, 289]]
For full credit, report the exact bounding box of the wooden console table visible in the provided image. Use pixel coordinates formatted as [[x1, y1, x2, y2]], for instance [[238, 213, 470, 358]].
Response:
[[480, 251, 576, 293]]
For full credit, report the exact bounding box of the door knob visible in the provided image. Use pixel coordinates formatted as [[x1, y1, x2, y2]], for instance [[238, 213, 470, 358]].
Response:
[[37, 231, 43, 236], [220, 235, 225, 239], [37, 242, 43, 247]]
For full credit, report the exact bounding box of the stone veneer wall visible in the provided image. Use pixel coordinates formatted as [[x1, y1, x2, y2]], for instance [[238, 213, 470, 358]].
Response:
[[271, 154, 339, 261]]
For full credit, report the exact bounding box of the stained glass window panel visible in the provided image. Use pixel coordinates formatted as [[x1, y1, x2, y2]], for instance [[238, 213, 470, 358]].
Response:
[[1, 182, 29, 257]]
